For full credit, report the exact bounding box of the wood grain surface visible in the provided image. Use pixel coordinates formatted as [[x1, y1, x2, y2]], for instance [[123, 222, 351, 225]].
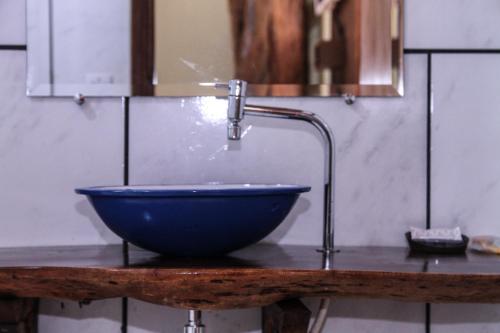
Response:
[[131, 0, 155, 96], [262, 299, 311, 333], [0, 244, 499, 310]]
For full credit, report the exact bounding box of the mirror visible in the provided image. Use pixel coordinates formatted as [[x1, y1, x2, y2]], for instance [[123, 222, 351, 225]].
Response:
[[27, 0, 403, 97]]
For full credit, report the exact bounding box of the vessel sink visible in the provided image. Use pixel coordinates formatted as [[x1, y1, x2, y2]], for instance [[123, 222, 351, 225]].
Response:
[[76, 184, 310, 257]]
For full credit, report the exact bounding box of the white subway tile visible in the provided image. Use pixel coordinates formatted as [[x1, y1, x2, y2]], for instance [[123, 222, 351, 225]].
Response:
[[431, 54, 500, 330], [406, 0, 500, 49], [432, 54, 500, 235], [309, 298, 424, 333], [0, 51, 123, 246], [39, 299, 121, 333], [432, 304, 500, 333]]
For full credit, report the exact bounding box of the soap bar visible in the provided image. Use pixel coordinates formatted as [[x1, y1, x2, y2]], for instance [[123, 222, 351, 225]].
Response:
[[410, 227, 462, 241], [405, 230, 468, 255]]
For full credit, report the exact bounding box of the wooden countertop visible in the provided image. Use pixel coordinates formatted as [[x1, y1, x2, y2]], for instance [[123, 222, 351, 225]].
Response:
[[0, 243, 499, 309]]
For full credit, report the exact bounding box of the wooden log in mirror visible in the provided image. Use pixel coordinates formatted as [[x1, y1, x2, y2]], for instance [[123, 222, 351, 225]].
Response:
[[27, 0, 403, 97]]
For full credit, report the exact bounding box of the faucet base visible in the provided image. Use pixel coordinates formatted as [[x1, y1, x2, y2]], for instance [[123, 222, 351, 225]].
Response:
[[184, 310, 205, 333], [317, 248, 340, 270]]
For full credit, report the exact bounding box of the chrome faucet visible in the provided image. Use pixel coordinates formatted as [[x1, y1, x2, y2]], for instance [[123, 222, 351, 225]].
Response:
[[217, 79, 336, 257], [226, 80, 247, 140], [183, 310, 204, 333]]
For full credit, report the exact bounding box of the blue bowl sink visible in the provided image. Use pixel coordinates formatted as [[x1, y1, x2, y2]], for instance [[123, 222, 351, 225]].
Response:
[[76, 184, 310, 257]]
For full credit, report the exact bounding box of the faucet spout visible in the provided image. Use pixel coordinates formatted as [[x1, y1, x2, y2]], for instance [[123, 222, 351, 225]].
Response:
[[226, 80, 247, 140], [244, 104, 336, 254], [227, 121, 242, 140]]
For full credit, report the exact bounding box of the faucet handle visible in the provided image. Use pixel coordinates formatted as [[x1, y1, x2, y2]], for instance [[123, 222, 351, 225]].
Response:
[[214, 80, 248, 141], [214, 80, 247, 97], [214, 82, 229, 90], [228, 80, 247, 97]]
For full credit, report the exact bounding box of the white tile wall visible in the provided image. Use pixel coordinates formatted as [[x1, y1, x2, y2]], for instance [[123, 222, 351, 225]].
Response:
[[406, 0, 500, 49], [39, 299, 121, 333], [431, 54, 500, 331], [432, 54, 500, 235], [0, 0, 26, 44], [432, 303, 500, 333], [309, 298, 424, 333], [0, 51, 123, 247], [127, 54, 427, 333]]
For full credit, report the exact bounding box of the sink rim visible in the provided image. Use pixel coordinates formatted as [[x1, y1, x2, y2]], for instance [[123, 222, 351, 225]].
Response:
[[75, 184, 311, 197]]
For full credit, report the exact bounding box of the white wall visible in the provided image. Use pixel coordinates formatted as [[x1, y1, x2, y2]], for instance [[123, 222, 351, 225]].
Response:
[[0, 0, 500, 332]]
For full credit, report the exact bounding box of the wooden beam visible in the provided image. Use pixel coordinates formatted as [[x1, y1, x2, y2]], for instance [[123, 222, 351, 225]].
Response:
[[0, 298, 38, 333], [262, 299, 311, 333], [2, 245, 500, 309], [131, 0, 155, 96]]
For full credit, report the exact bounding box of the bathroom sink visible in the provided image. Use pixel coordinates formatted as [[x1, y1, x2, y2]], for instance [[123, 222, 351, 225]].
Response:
[[76, 184, 310, 257]]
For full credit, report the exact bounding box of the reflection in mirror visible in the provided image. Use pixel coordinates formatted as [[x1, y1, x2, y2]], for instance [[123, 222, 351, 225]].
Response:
[[27, 0, 403, 97], [27, 0, 131, 96]]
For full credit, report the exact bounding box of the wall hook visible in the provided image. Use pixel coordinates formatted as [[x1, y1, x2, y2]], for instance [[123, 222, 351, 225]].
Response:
[[343, 94, 356, 105], [74, 93, 85, 106]]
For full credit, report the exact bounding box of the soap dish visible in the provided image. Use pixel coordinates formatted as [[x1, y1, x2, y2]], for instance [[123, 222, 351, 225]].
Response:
[[405, 232, 469, 254]]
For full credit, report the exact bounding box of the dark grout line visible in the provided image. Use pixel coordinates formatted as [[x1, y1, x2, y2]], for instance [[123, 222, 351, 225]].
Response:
[[5, 46, 499, 54], [121, 97, 130, 333], [0, 45, 26, 50], [123, 97, 130, 187], [426, 53, 432, 230], [48, 0, 54, 95], [426, 303, 431, 333], [425, 52, 433, 333], [409, 50, 435, 333], [405, 48, 500, 54], [121, 297, 128, 333]]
